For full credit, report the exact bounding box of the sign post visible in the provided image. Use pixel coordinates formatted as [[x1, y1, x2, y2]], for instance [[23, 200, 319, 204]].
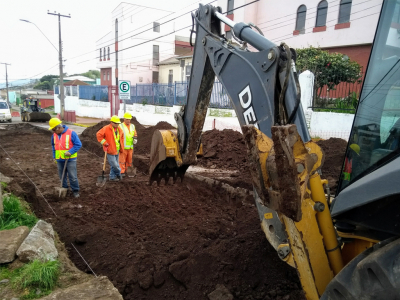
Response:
[[118, 80, 131, 113]]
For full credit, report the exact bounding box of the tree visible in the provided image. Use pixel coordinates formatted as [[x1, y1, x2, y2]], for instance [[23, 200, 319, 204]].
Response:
[[295, 47, 362, 105], [34, 81, 52, 90], [80, 70, 100, 79], [34, 74, 59, 90]]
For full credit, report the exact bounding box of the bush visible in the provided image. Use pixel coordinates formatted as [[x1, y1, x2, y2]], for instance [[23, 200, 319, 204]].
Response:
[[3, 260, 61, 299], [0, 194, 38, 230]]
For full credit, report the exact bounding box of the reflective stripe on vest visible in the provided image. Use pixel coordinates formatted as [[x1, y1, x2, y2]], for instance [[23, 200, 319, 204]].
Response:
[[120, 123, 135, 149], [53, 129, 77, 160], [113, 128, 120, 151]]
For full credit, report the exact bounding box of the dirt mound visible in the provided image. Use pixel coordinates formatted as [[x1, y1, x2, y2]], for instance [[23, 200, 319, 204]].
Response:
[[135, 121, 175, 155], [198, 129, 248, 170], [81, 117, 145, 140], [0, 123, 305, 300], [317, 138, 347, 193]]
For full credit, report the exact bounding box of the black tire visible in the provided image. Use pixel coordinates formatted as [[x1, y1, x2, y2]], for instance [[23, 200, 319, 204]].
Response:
[[8, 119, 12, 123], [321, 237, 400, 300]]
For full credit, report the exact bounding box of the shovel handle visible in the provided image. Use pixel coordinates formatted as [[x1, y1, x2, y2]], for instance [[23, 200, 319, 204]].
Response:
[[103, 151, 107, 171], [60, 158, 69, 186]]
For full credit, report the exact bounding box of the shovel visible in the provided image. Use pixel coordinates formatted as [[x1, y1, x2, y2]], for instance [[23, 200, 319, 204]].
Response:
[[127, 150, 137, 177], [55, 158, 69, 198], [97, 151, 107, 187]]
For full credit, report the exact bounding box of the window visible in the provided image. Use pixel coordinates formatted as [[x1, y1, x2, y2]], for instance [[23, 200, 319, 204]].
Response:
[[316, 0, 328, 27], [107, 71, 110, 81], [153, 45, 159, 66], [103, 48, 106, 60], [337, 0, 400, 191], [295, 5, 307, 33], [152, 71, 159, 83], [338, 0, 352, 24], [168, 70, 173, 85], [186, 65, 192, 82], [100, 48, 102, 60], [227, 0, 234, 14], [108, 47, 110, 60], [103, 72, 106, 81], [153, 22, 160, 33]]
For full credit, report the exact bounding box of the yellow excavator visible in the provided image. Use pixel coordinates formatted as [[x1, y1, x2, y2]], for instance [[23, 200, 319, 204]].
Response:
[[149, 1, 400, 298]]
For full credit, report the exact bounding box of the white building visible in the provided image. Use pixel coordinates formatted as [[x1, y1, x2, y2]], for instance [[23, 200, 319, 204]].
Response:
[[96, 1, 195, 86], [217, 0, 382, 70]]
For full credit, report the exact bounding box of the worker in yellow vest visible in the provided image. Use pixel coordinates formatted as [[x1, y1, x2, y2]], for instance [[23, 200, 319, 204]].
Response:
[[119, 112, 138, 176]]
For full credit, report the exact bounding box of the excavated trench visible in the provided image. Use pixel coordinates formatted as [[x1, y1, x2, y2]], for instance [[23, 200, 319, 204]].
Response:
[[0, 121, 346, 300]]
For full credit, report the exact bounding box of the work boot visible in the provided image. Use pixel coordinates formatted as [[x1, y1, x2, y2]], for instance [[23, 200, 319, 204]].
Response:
[[118, 175, 123, 180], [121, 173, 126, 178], [109, 178, 120, 182], [73, 192, 80, 198]]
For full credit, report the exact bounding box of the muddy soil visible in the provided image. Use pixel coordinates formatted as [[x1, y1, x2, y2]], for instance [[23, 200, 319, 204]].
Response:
[[0, 123, 304, 300], [316, 138, 348, 194]]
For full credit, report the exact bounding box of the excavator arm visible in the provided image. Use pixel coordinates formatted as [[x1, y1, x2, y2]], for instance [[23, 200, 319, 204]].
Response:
[[149, 4, 343, 299]]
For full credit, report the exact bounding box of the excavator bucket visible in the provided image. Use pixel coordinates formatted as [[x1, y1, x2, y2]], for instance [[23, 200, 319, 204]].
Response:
[[149, 129, 188, 185], [27, 112, 51, 122]]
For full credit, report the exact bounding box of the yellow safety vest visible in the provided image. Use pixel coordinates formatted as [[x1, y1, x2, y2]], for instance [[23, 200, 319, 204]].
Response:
[[53, 129, 78, 160], [112, 128, 120, 151], [119, 123, 136, 150]]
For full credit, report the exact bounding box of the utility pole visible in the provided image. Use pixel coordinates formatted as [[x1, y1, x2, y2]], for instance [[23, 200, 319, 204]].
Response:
[[48, 11, 70, 120], [0, 63, 11, 107], [115, 18, 119, 116]]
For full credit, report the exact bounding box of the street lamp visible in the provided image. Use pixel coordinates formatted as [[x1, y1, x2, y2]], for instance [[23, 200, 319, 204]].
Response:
[[20, 17, 68, 119], [19, 19, 58, 53]]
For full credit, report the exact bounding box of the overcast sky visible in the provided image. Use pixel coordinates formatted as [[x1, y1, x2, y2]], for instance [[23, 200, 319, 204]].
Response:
[[0, 0, 200, 84]]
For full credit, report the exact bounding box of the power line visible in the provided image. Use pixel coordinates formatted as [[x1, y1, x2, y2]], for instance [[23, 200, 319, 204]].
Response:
[[77, 0, 259, 65], [270, 10, 380, 44], [260, 1, 381, 33], [98, 0, 210, 47], [68, 0, 216, 63]]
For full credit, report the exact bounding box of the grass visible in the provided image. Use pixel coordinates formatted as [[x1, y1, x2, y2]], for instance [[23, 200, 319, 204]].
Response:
[[1, 260, 60, 299], [0, 194, 38, 230]]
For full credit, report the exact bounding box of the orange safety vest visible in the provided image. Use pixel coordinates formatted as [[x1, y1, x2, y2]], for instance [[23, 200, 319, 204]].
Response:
[[53, 129, 77, 159]]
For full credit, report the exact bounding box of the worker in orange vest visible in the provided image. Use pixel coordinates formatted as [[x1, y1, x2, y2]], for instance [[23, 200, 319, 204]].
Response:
[[119, 112, 138, 177], [49, 118, 82, 198], [96, 116, 125, 182], [343, 143, 360, 181]]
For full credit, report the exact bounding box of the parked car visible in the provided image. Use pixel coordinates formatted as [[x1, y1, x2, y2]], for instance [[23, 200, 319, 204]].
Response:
[[0, 100, 12, 122]]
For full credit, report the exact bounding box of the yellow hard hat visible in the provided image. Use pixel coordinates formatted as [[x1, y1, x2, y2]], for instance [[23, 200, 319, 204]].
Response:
[[48, 118, 62, 130], [123, 112, 132, 119], [110, 115, 121, 124], [349, 144, 360, 155]]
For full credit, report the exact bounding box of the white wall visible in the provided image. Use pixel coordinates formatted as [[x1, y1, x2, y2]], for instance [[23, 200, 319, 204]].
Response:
[[309, 111, 354, 140], [54, 95, 111, 119]]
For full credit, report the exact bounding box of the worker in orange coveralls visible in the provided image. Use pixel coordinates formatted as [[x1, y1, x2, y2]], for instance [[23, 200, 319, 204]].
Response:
[[343, 143, 360, 181], [96, 115, 125, 182], [118, 112, 138, 177]]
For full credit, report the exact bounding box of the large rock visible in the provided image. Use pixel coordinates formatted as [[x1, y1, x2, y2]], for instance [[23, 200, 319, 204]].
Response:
[[16, 220, 58, 262], [40, 276, 123, 300], [0, 226, 29, 263], [208, 284, 234, 300]]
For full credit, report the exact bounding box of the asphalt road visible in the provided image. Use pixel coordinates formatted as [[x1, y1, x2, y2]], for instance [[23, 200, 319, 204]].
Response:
[[2, 116, 87, 134]]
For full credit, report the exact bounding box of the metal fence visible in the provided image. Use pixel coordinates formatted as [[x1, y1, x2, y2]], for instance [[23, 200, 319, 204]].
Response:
[[127, 81, 233, 108], [54, 82, 234, 109], [79, 85, 109, 102]]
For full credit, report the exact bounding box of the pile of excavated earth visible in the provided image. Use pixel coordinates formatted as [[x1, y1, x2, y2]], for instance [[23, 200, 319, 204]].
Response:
[[0, 120, 347, 300]]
